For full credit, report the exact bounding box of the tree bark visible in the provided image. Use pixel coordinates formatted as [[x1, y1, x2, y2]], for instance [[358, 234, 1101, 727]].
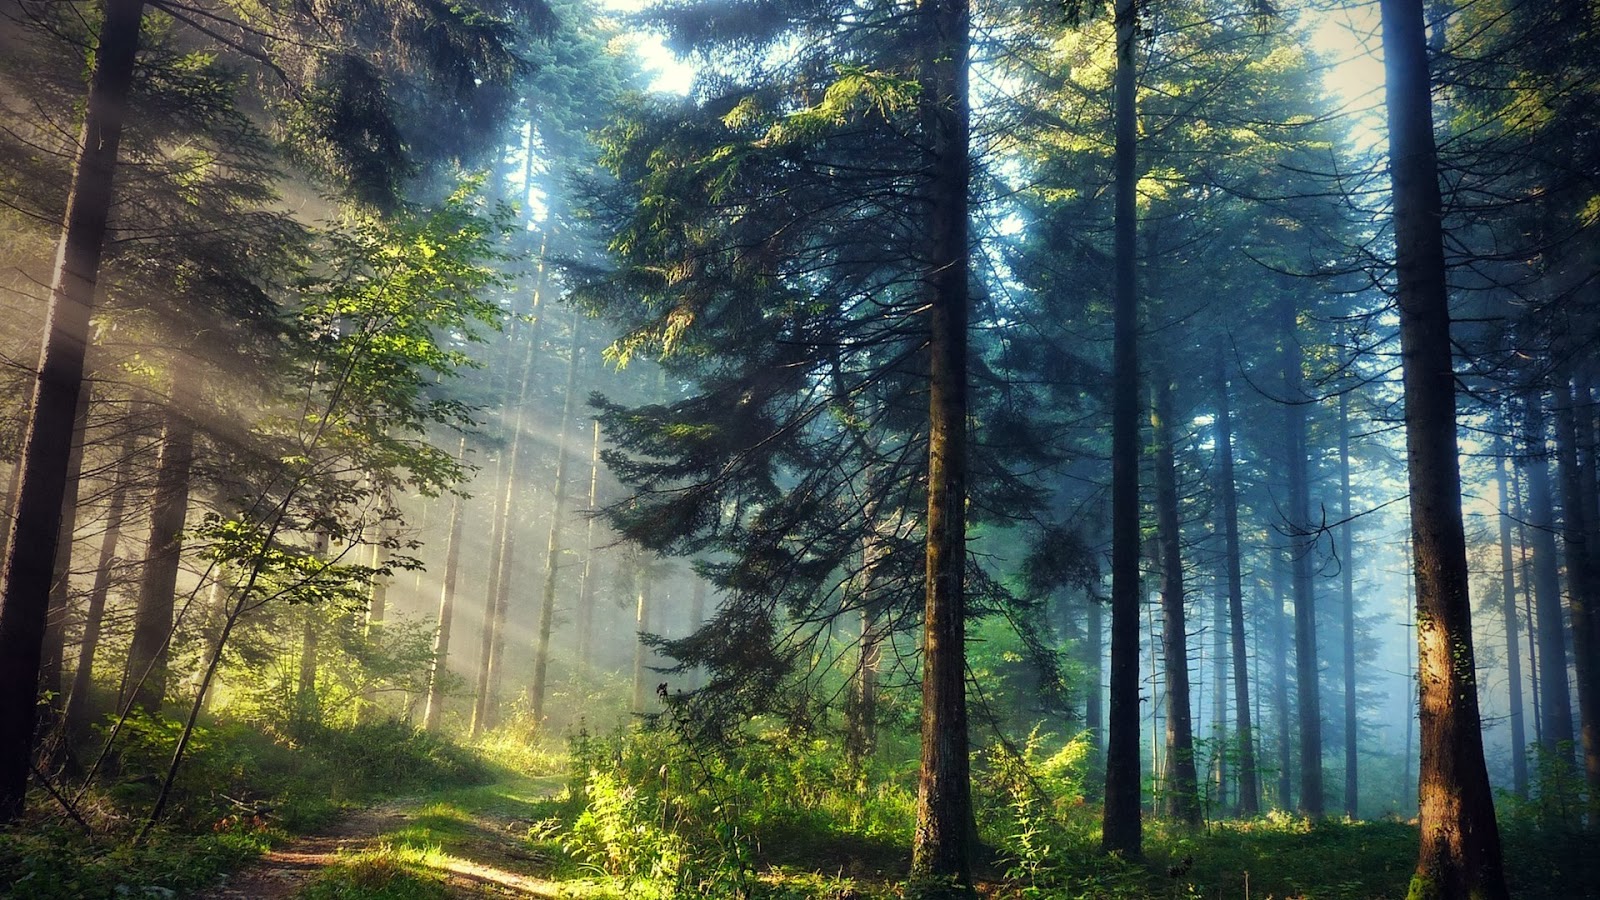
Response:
[[124, 398, 196, 715], [1381, 1, 1509, 892], [1269, 541, 1292, 809], [1213, 356, 1259, 815], [577, 420, 601, 679], [1281, 294, 1323, 817], [0, 0, 145, 822], [530, 317, 584, 728], [469, 442, 508, 737], [630, 555, 651, 714], [1101, 0, 1143, 860], [63, 434, 135, 746], [909, 0, 975, 887], [1495, 432, 1528, 799], [1522, 396, 1575, 756], [1338, 375, 1359, 818], [40, 385, 93, 717], [1151, 372, 1199, 825], [1553, 376, 1600, 810], [423, 437, 469, 732]]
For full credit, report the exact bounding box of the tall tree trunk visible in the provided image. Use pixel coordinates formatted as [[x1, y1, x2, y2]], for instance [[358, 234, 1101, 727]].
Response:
[[469, 442, 508, 738], [297, 534, 329, 727], [40, 386, 93, 717], [1496, 432, 1529, 799], [423, 437, 469, 732], [63, 435, 135, 746], [1152, 372, 1199, 825], [1338, 377, 1359, 818], [630, 556, 651, 714], [124, 398, 196, 715], [1281, 294, 1323, 817], [0, 0, 145, 822], [1211, 575, 1227, 815], [1522, 396, 1575, 755], [1381, 2, 1509, 892], [530, 317, 584, 728], [1270, 542, 1292, 810], [484, 244, 548, 729], [910, 0, 975, 886], [1553, 377, 1600, 810], [1515, 461, 1542, 747], [1101, 0, 1143, 860], [1214, 356, 1259, 815], [1086, 587, 1104, 791], [577, 420, 601, 679], [850, 507, 888, 768]]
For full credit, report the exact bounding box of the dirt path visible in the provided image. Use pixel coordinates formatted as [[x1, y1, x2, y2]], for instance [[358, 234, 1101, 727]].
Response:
[[195, 783, 565, 899]]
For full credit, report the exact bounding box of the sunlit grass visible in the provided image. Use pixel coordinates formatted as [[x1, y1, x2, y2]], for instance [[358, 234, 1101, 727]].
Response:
[[299, 844, 451, 900]]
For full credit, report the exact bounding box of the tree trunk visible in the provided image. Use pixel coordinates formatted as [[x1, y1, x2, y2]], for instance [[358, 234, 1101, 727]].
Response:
[[423, 437, 469, 732], [1495, 432, 1529, 799], [1281, 294, 1323, 817], [1338, 375, 1359, 818], [1211, 574, 1227, 815], [124, 399, 196, 715], [909, 0, 975, 886], [1522, 396, 1575, 755], [0, 0, 145, 822], [1270, 543, 1292, 810], [1553, 377, 1600, 810], [630, 556, 651, 714], [469, 443, 508, 738], [1214, 356, 1259, 815], [1152, 372, 1199, 825], [530, 317, 584, 729], [1515, 460, 1542, 747], [40, 385, 93, 717], [1381, 2, 1509, 892], [1101, 0, 1143, 860], [577, 420, 601, 679], [850, 508, 888, 768], [1086, 587, 1104, 791], [63, 435, 135, 746], [296, 535, 329, 728], [483, 249, 547, 729]]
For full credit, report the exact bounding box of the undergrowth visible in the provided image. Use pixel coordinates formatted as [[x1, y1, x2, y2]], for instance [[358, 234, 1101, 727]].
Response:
[[0, 717, 489, 900]]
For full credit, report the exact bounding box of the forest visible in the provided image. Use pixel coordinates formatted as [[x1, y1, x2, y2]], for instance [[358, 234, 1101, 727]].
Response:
[[0, 0, 1596, 897]]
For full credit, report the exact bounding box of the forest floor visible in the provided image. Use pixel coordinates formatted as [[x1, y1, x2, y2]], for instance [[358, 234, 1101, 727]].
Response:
[[195, 774, 568, 899]]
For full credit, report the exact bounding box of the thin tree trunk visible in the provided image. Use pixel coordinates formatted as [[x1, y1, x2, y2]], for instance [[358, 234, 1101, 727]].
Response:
[[1101, 0, 1143, 860], [1282, 294, 1323, 817], [1516, 459, 1542, 747], [577, 420, 601, 679], [1523, 396, 1575, 755], [63, 435, 135, 746], [630, 556, 651, 714], [1496, 432, 1529, 799], [1086, 588, 1104, 791], [296, 533, 330, 726], [1381, 2, 1509, 891], [0, 0, 145, 822], [1212, 574, 1227, 816], [1553, 376, 1600, 810], [1270, 544, 1292, 810], [423, 437, 469, 732], [530, 317, 584, 728], [484, 243, 547, 729], [1152, 372, 1199, 825], [850, 507, 888, 768], [1338, 377, 1359, 818], [124, 398, 196, 715], [1214, 357, 1259, 815], [469, 445, 508, 738], [40, 385, 93, 716]]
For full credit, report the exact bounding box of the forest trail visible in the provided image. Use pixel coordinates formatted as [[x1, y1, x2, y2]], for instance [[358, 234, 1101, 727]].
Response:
[[195, 774, 567, 899]]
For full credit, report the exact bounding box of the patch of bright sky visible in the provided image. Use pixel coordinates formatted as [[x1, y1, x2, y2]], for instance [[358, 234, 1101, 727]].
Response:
[[1305, 1, 1388, 154], [603, 0, 695, 94]]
